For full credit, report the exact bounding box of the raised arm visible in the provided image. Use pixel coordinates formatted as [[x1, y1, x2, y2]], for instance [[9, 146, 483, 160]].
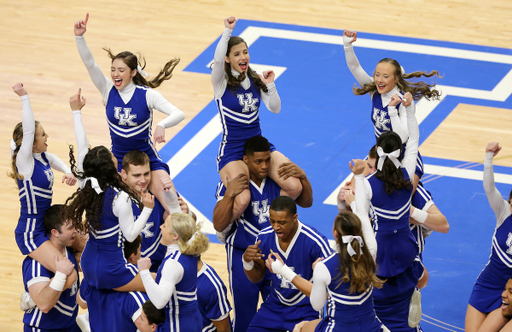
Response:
[[211, 17, 235, 98], [351, 160, 377, 260], [400, 93, 419, 179], [138, 257, 184, 309], [70, 89, 89, 173], [343, 30, 373, 88], [259, 70, 281, 114], [389, 103, 409, 144], [483, 142, 511, 227], [114, 191, 154, 242], [13, 83, 35, 177], [74, 13, 111, 98]]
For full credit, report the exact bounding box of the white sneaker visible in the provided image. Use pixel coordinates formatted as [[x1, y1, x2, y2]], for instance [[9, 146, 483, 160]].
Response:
[[20, 291, 36, 311], [408, 288, 422, 328], [76, 311, 91, 332]]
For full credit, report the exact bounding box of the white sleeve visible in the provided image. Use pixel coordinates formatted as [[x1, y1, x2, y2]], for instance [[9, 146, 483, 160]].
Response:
[[16, 95, 35, 178], [146, 89, 185, 128], [402, 102, 419, 179], [162, 190, 183, 214], [72, 110, 89, 173], [211, 28, 232, 98], [344, 44, 373, 88], [113, 191, 153, 242], [354, 174, 377, 260], [75, 35, 112, 102], [260, 83, 281, 114], [388, 104, 409, 144], [483, 151, 511, 228], [310, 262, 330, 311], [45, 153, 71, 174], [140, 259, 184, 309]]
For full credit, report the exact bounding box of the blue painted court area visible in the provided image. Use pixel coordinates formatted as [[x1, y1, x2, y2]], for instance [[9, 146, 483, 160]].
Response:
[[160, 20, 512, 331]]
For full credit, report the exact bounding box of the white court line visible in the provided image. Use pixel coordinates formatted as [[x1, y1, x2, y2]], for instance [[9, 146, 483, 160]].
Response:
[[165, 25, 512, 222]]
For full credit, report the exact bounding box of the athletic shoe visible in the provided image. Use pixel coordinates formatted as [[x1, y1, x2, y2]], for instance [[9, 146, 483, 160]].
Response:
[[76, 311, 91, 332], [20, 291, 36, 311], [408, 288, 422, 327]]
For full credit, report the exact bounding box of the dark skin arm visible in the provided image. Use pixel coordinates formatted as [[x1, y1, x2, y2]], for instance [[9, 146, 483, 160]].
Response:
[[242, 240, 267, 284], [212, 317, 231, 332], [278, 162, 313, 208], [212, 173, 249, 232]]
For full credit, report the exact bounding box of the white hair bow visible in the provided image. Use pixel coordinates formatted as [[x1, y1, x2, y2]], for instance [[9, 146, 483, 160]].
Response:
[[187, 232, 198, 245], [376, 146, 401, 171], [137, 65, 149, 77], [10, 138, 17, 157], [80, 177, 103, 194], [342, 235, 364, 257]]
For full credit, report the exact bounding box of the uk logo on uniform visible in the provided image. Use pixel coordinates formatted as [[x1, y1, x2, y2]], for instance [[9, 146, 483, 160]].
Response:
[[114, 107, 138, 126], [251, 198, 269, 224], [237, 93, 259, 113]]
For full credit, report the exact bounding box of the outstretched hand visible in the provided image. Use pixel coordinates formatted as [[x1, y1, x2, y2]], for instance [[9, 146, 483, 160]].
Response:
[[62, 173, 77, 186], [74, 13, 89, 36], [12, 83, 27, 96], [486, 142, 502, 157], [224, 16, 236, 29], [69, 88, 86, 111]]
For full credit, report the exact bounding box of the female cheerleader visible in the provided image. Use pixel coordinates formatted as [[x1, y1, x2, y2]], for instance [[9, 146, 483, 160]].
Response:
[[211, 16, 303, 222], [343, 29, 440, 190], [138, 212, 210, 332], [66, 89, 154, 292], [269, 160, 386, 332], [73, 13, 184, 212], [465, 142, 512, 331], [9, 83, 78, 290]]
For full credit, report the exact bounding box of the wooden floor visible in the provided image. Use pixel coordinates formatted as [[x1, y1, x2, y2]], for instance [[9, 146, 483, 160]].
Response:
[[1, 0, 511, 329]]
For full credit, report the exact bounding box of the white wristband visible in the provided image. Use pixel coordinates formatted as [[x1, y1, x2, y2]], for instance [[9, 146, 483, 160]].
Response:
[[279, 264, 297, 282], [337, 200, 347, 211], [411, 208, 428, 224], [49, 271, 67, 291], [243, 258, 254, 271]]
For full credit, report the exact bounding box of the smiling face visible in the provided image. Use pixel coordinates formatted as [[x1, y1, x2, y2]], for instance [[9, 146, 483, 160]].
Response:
[[32, 123, 49, 153], [502, 279, 512, 319], [121, 162, 151, 194], [111, 58, 137, 90], [244, 151, 271, 184], [225, 42, 250, 73], [269, 209, 298, 243], [374, 62, 398, 94]]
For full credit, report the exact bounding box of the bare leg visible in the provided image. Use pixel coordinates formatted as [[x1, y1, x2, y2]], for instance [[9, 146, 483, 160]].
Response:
[[416, 266, 429, 289], [149, 169, 178, 215], [28, 241, 78, 290], [293, 319, 321, 332], [466, 304, 487, 332], [478, 307, 509, 332], [269, 151, 302, 199], [219, 160, 250, 222]]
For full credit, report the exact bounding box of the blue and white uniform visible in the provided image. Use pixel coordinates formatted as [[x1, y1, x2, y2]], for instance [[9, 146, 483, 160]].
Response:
[[247, 221, 332, 332], [75, 35, 184, 172], [469, 151, 512, 314], [215, 178, 280, 332], [72, 110, 152, 290], [79, 275, 148, 332], [211, 28, 281, 171], [197, 261, 232, 332], [22, 248, 80, 332], [312, 253, 384, 332], [409, 183, 434, 257], [140, 244, 202, 332], [362, 98, 419, 278], [14, 95, 72, 255]]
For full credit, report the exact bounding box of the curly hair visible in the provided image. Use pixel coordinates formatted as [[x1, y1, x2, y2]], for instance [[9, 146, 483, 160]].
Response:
[[65, 145, 142, 232], [374, 132, 412, 195], [8, 121, 41, 187], [333, 212, 384, 294], [103, 48, 180, 89], [353, 58, 442, 101], [224, 36, 268, 93]]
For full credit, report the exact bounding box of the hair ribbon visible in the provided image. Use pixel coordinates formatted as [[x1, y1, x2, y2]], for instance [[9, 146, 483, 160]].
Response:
[[376, 146, 401, 171], [80, 177, 103, 194], [342, 235, 364, 257]]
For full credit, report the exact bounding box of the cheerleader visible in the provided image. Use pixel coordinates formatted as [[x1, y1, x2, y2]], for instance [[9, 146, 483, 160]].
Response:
[[211, 16, 303, 223], [287, 159, 388, 332], [73, 13, 184, 212], [9, 83, 78, 290], [465, 142, 512, 332], [138, 213, 210, 332], [66, 89, 154, 292], [342, 29, 441, 190]]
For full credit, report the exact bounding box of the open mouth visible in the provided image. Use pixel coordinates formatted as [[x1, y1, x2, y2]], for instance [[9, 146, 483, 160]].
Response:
[[114, 79, 123, 87], [377, 84, 386, 90], [503, 300, 509, 311], [239, 62, 248, 71]]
